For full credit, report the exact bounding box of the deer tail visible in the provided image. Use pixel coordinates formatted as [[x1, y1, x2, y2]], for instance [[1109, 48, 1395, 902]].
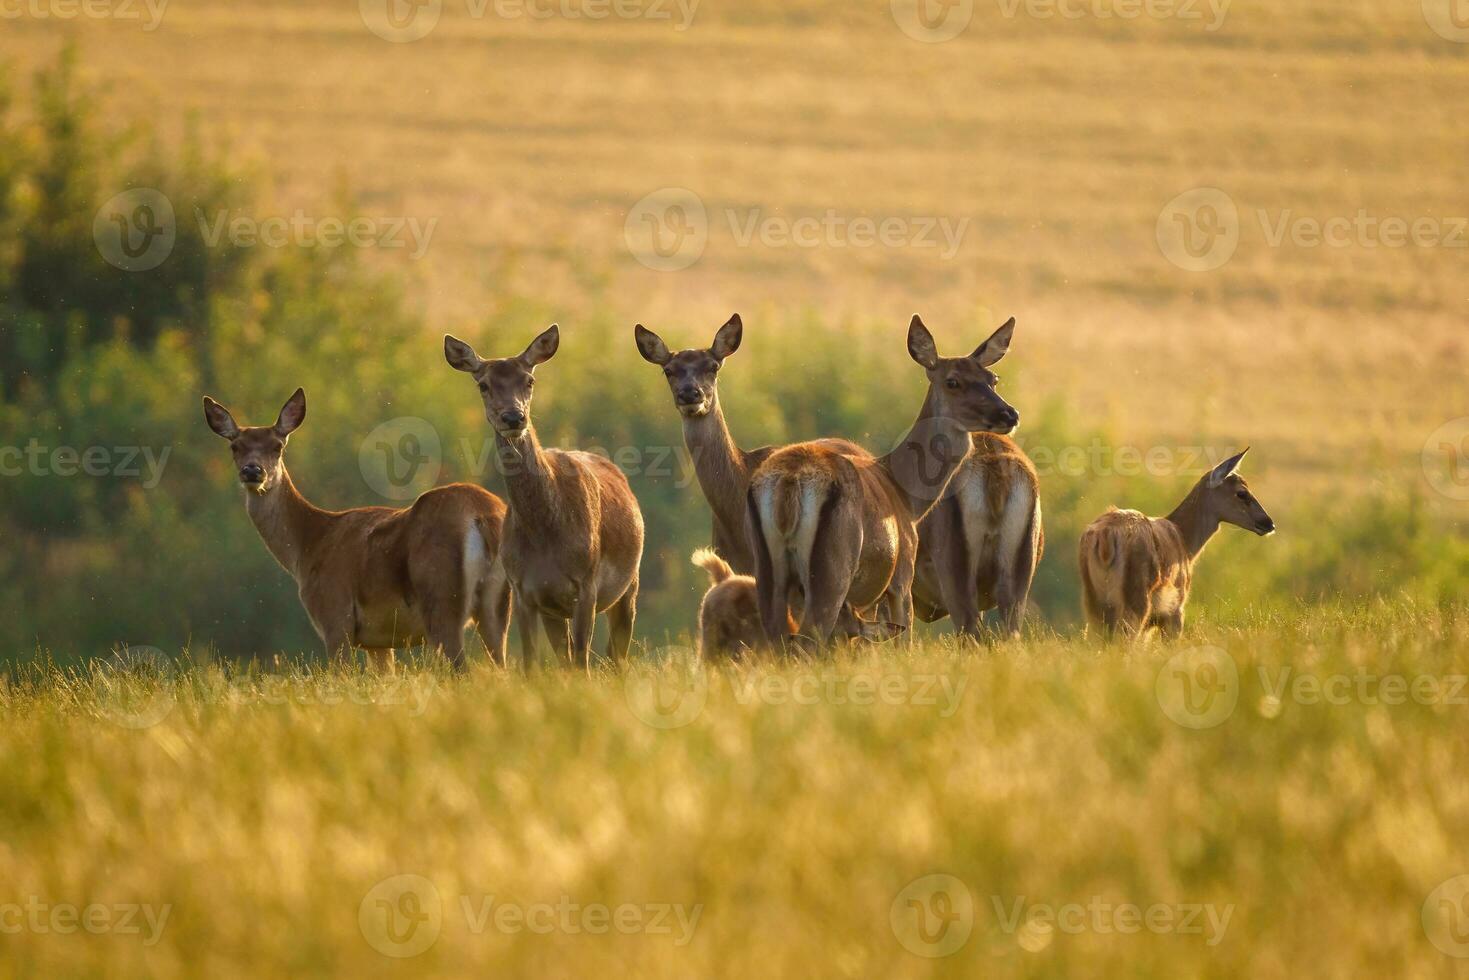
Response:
[[691, 548, 734, 586]]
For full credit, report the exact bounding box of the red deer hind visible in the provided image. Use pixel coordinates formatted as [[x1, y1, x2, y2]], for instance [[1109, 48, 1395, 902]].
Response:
[[1079, 448, 1275, 639], [445, 325, 645, 672], [747, 316, 1020, 647], [202, 389, 510, 669]]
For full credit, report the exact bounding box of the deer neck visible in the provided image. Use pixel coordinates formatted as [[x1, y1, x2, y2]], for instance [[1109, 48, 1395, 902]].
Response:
[[243, 468, 332, 580], [496, 424, 561, 525], [1166, 484, 1221, 562], [681, 393, 749, 528], [878, 389, 974, 522]]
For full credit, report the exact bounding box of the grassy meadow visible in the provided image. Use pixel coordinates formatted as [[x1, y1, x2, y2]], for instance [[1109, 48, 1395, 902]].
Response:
[[2, 602, 1468, 977], [0, 1, 1467, 975]]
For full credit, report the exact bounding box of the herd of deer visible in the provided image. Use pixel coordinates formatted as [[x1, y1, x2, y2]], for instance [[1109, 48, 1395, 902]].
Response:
[[201, 314, 1276, 671]]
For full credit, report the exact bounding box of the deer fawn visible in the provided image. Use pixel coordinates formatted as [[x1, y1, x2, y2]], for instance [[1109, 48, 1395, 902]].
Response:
[[202, 389, 510, 669], [445, 325, 644, 671], [1079, 448, 1275, 639], [634, 314, 870, 574], [747, 316, 1020, 647], [691, 549, 902, 659], [912, 433, 1044, 640]]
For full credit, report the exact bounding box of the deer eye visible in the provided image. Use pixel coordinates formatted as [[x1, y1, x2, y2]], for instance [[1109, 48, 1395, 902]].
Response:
[[664, 367, 674, 377], [1236, 490, 1249, 500], [945, 378, 960, 390], [477, 381, 488, 393]]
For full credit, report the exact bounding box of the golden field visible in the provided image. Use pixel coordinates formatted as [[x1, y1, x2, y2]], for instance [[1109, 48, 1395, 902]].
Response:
[[1, 0, 1465, 493]]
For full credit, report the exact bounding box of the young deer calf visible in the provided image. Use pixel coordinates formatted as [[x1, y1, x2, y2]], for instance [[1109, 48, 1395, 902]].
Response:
[[203, 389, 510, 669], [691, 550, 901, 659], [1079, 449, 1275, 639], [446, 325, 644, 672]]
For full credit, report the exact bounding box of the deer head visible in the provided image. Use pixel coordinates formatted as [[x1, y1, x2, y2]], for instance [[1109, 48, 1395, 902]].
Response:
[[444, 325, 560, 438], [202, 389, 306, 494], [906, 315, 1020, 435], [1199, 449, 1276, 536], [634, 313, 743, 418]]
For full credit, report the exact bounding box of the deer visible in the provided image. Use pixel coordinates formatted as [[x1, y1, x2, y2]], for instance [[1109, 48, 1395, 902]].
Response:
[[445, 325, 644, 672], [633, 314, 871, 574], [1079, 448, 1275, 640], [202, 389, 510, 670], [911, 433, 1044, 640], [747, 315, 1021, 648], [690, 549, 902, 659]]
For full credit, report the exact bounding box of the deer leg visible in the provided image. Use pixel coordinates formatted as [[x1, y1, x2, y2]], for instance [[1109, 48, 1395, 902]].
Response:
[[605, 576, 637, 666], [366, 649, 397, 674], [570, 582, 597, 672], [476, 566, 513, 669], [541, 613, 572, 668], [514, 596, 540, 672], [934, 530, 981, 642]]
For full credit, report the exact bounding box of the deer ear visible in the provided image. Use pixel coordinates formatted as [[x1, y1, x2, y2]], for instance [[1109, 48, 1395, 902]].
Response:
[[274, 388, 306, 437], [634, 324, 672, 365], [907, 315, 939, 370], [971, 317, 1016, 367], [202, 396, 240, 440], [710, 314, 743, 360], [444, 334, 485, 373], [520, 324, 560, 368], [1206, 447, 1249, 488]]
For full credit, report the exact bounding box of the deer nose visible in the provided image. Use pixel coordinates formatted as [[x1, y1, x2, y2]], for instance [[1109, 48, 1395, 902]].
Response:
[[676, 387, 702, 405], [500, 410, 526, 429], [997, 407, 1020, 428], [239, 464, 264, 484]]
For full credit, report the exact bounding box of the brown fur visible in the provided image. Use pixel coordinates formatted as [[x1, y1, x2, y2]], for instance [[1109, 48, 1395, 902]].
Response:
[[747, 316, 1022, 648], [634, 314, 869, 574], [912, 433, 1045, 639], [691, 549, 902, 659], [1079, 449, 1275, 640], [203, 390, 509, 669], [446, 326, 645, 672]]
